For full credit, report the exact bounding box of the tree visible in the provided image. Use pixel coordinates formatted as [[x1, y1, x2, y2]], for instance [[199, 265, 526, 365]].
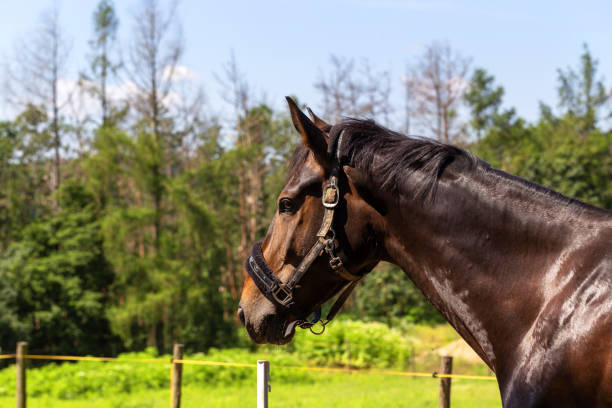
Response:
[[214, 53, 253, 296], [80, 0, 123, 128], [464, 68, 504, 140], [84, 126, 133, 210], [3, 6, 71, 195], [513, 117, 611, 209], [405, 41, 471, 143], [556, 43, 609, 131], [0, 120, 28, 249], [0, 182, 119, 355], [217, 56, 286, 277], [315, 55, 392, 124], [474, 46, 612, 210], [214, 55, 298, 306], [0, 105, 58, 249], [126, 0, 183, 252]]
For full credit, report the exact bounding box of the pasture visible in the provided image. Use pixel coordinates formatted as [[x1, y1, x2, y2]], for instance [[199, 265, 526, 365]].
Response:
[[0, 375, 501, 408], [0, 322, 501, 407]]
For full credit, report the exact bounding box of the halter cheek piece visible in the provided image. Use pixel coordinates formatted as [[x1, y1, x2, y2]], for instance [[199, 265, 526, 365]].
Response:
[[245, 129, 367, 335]]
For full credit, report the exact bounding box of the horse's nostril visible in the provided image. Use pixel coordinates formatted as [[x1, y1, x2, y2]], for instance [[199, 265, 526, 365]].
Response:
[[237, 306, 246, 327]]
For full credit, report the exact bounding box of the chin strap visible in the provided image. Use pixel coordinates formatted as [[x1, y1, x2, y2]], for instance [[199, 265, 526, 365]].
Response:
[[292, 277, 363, 335]]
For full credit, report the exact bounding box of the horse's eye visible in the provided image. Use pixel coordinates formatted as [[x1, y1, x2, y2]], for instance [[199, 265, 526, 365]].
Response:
[[278, 198, 295, 214]]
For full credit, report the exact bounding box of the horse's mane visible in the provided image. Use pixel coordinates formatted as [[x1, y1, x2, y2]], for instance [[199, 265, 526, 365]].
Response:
[[287, 119, 481, 201], [284, 119, 473, 202], [287, 118, 611, 215], [335, 119, 480, 200]]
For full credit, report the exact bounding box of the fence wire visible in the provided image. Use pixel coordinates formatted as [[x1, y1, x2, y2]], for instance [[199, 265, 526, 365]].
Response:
[[0, 353, 496, 381]]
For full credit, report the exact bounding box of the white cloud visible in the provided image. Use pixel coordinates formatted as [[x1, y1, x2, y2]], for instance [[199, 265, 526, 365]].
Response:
[[3, 70, 196, 123], [161, 65, 197, 82], [107, 80, 141, 102]]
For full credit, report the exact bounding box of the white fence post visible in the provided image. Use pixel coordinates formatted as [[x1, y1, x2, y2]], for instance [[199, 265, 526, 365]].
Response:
[[257, 360, 270, 408]]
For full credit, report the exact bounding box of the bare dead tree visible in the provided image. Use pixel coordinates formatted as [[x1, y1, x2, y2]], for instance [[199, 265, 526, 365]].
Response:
[[220, 54, 256, 265], [168, 80, 207, 164], [405, 41, 471, 143], [216, 54, 271, 303], [217, 52, 250, 122], [217, 52, 251, 277], [3, 6, 72, 194], [315, 56, 355, 122], [314, 55, 392, 124], [360, 60, 393, 124]]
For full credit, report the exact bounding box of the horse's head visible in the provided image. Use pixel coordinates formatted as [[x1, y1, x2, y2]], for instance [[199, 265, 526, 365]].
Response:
[[237, 98, 385, 344]]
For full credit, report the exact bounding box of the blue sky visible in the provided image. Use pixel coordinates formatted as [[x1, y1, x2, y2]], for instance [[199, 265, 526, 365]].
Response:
[[1, 0, 611, 127]]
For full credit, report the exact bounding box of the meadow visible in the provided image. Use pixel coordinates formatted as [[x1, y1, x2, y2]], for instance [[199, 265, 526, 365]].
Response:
[[0, 375, 502, 408], [0, 322, 501, 407]]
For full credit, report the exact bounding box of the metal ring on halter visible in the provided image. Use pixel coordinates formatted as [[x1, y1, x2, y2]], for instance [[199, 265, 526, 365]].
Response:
[[324, 229, 336, 251], [309, 320, 327, 335], [325, 228, 336, 244]]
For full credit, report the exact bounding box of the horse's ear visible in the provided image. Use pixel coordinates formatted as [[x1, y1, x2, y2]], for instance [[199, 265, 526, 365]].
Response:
[[286, 96, 329, 168], [306, 107, 332, 132]]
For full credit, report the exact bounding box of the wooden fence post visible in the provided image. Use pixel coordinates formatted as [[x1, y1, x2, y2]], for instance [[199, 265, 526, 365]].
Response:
[[16, 341, 27, 408], [257, 360, 270, 408], [438, 355, 453, 408], [171, 343, 183, 408]]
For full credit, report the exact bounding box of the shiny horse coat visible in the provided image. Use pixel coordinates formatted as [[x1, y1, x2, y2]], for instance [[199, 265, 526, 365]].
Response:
[[238, 98, 612, 407]]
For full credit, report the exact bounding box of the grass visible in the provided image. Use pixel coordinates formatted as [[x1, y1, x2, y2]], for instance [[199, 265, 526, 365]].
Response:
[[0, 322, 502, 407], [0, 373, 502, 407]]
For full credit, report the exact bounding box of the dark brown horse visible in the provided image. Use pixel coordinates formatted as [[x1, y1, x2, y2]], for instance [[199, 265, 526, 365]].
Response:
[[237, 97, 612, 407]]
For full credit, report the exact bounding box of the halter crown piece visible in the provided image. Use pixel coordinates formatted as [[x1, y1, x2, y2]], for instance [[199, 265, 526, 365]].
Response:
[[245, 128, 367, 335]]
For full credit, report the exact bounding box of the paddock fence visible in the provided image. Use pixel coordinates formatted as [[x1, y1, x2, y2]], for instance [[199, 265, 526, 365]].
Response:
[[2, 341, 497, 408]]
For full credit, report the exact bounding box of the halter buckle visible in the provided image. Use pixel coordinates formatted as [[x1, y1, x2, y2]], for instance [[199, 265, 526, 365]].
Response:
[[272, 284, 294, 307], [322, 178, 339, 208]]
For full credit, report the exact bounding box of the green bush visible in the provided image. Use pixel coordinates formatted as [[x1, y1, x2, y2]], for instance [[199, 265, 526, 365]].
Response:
[[289, 319, 413, 369]]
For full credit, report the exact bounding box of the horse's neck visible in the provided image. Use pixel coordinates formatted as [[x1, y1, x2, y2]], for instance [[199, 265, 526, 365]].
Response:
[[380, 165, 597, 370]]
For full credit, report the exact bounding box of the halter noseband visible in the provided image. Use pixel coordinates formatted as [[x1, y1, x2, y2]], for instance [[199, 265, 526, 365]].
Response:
[[245, 129, 366, 334]]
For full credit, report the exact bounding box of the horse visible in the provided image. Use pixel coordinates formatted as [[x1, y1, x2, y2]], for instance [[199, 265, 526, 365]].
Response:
[[237, 97, 612, 407]]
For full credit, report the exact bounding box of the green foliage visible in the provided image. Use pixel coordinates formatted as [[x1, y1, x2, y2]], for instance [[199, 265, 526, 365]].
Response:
[[349, 263, 444, 325], [0, 107, 55, 248], [469, 108, 530, 171], [289, 319, 414, 369], [473, 96, 612, 211], [516, 119, 611, 209], [464, 68, 504, 139], [85, 120, 240, 353], [556, 43, 609, 130], [470, 45, 611, 210], [84, 126, 134, 209], [0, 348, 313, 400], [0, 181, 118, 355]]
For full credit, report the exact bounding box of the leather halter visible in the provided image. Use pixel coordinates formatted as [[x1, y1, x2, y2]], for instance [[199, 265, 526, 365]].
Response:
[[245, 129, 366, 334]]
